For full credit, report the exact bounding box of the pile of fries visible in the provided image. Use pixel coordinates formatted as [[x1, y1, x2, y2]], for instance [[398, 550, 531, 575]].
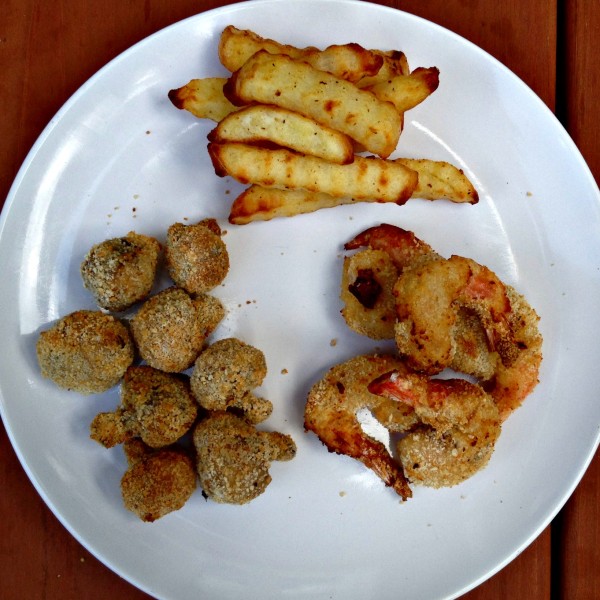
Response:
[[169, 26, 478, 224]]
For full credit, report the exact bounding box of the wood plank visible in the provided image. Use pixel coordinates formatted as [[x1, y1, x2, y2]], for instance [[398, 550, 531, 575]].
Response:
[[461, 530, 551, 599], [556, 454, 600, 600], [0, 419, 152, 599], [371, 0, 557, 108], [555, 2, 600, 596], [559, 0, 600, 182]]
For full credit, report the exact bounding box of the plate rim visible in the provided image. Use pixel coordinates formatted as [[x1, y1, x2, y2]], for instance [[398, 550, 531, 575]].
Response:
[[1, 2, 599, 599]]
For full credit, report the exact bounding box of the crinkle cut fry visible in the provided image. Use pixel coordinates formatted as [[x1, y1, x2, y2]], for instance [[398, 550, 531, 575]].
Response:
[[209, 143, 418, 204], [223, 51, 402, 158]]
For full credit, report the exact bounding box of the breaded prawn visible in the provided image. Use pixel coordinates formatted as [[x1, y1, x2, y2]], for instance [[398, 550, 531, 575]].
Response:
[[369, 371, 501, 487], [341, 224, 440, 339], [341, 224, 542, 419], [304, 354, 415, 500]]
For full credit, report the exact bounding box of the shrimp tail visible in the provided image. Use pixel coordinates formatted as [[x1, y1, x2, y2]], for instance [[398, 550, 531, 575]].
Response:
[[337, 428, 413, 500], [305, 413, 412, 500], [344, 223, 414, 251], [344, 224, 437, 270], [362, 443, 413, 500]]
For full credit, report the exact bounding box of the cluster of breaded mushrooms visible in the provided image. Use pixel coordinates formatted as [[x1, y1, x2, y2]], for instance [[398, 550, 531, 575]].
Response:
[[36, 218, 295, 521]]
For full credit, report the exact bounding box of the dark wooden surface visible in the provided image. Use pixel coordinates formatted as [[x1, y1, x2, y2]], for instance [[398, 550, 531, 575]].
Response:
[[1, 1, 598, 598]]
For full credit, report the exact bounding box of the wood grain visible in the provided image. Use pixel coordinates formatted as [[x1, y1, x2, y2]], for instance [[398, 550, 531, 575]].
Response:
[[559, 0, 600, 182], [372, 0, 557, 108], [0, 1, 598, 599], [553, 1, 600, 597]]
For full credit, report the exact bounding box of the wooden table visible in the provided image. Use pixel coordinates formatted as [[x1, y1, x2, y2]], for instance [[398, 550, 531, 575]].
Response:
[[1, 1, 598, 598]]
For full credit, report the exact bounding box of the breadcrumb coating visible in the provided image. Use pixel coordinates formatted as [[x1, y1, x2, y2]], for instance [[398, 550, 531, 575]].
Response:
[[227, 391, 273, 424], [130, 287, 224, 372], [341, 248, 399, 339], [90, 366, 198, 448], [80, 231, 161, 312], [393, 377, 501, 488], [120, 443, 197, 522], [193, 411, 295, 504], [190, 338, 267, 410], [123, 438, 150, 465], [36, 310, 134, 394], [166, 219, 229, 294], [193, 292, 226, 336]]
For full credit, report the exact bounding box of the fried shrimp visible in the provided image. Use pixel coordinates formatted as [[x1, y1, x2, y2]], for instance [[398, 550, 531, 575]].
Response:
[[341, 224, 439, 339], [369, 371, 501, 487], [482, 286, 542, 419], [193, 411, 296, 504], [304, 354, 415, 500], [80, 231, 161, 312], [90, 366, 198, 448], [36, 310, 134, 394], [165, 218, 229, 295], [397, 273, 542, 419], [130, 287, 224, 372], [394, 255, 519, 375], [340, 249, 399, 339], [120, 440, 197, 522], [340, 223, 542, 419]]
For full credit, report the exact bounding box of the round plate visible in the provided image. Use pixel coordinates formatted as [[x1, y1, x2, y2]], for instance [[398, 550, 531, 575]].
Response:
[[1, 1, 599, 599]]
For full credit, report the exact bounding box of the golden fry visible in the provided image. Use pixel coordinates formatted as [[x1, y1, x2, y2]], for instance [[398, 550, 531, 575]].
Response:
[[395, 158, 478, 203], [208, 142, 417, 203], [356, 50, 410, 87], [229, 186, 356, 224], [219, 25, 383, 82], [302, 43, 383, 83], [208, 105, 354, 164], [224, 51, 402, 157], [228, 158, 478, 224], [218, 25, 315, 72], [171, 27, 473, 225], [366, 67, 440, 113], [168, 78, 236, 122]]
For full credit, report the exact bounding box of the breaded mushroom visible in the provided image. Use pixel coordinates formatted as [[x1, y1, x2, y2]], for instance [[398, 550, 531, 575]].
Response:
[[165, 219, 229, 294], [90, 366, 198, 448], [193, 411, 296, 504], [130, 287, 224, 372], [36, 310, 134, 394], [120, 440, 197, 522], [81, 231, 161, 312], [193, 292, 226, 336], [226, 392, 273, 424], [190, 338, 267, 413]]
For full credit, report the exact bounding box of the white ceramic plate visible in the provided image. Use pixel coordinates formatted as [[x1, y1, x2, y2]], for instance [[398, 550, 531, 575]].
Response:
[[1, 1, 599, 598]]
